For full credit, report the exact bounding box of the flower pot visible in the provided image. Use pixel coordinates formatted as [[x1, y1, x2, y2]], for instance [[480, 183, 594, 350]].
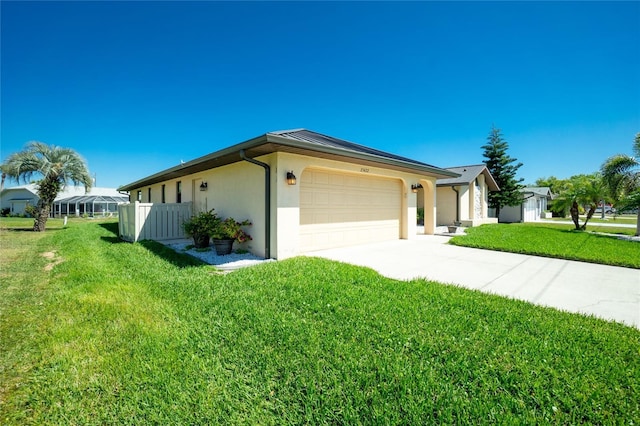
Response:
[[213, 238, 234, 255], [447, 226, 458, 234], [192, 233, 210, 248]]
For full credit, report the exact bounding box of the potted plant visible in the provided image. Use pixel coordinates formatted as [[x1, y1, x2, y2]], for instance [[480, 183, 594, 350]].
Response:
[[182, 210, 219, 248], [211, 216, 252, 256], [448, 221, 461, 234]]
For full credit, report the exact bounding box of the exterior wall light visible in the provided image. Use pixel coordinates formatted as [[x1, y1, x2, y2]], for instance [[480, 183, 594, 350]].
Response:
[[411, 183, 422, 193], [286, 171, 297, 185], [199, 182, 208, 191]]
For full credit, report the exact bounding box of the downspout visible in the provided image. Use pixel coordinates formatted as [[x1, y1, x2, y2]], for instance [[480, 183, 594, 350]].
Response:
[[239, 149, 271, 259], [451, 186, 460, 223]]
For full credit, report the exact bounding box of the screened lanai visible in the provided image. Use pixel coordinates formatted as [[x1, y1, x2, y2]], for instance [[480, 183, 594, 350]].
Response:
[[53, 194, 129, 218]]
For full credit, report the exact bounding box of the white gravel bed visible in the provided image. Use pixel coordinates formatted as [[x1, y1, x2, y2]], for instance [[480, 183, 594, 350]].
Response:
[[166, 242, 273, 270]]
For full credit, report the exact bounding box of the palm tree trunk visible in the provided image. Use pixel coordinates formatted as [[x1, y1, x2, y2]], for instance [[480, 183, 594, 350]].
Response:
[[636, 210, 640, 237], [33, 200, 51, 232], [581, 204, 597, 230], [570, 201, 580, 230]]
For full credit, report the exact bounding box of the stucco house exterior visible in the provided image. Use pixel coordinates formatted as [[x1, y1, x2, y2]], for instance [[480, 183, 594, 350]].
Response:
[[117, 129, 459, 259], [417, 164, 499, 227], [494, 186, 553, 223], [0, 184, 128, 217], [0, 185, 39, 216]]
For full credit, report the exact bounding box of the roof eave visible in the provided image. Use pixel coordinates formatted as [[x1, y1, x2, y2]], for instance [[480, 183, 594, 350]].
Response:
[[118, 134, 271, 191], [265, 133, 459, 179], [118, 133, 459, 191]]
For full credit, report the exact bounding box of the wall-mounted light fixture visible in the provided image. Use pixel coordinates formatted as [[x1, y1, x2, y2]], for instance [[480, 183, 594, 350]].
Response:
[[411, 183, 422, 193], [286, 171, 297, 185], [199, 182, 208, 191]]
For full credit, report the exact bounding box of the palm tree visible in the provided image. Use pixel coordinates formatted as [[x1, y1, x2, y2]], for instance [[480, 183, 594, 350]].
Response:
[[552, 173, 606, 230], [601, 133, 640, 236], [1, 142, 92, 231]]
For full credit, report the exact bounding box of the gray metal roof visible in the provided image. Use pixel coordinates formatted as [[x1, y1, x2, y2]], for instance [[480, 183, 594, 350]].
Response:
[[269, 129, 444, 169], [522, 187, 553, 198], [54, 194, 129, 204], [436, 164, 500, 191], [119, 129, 459, 191]]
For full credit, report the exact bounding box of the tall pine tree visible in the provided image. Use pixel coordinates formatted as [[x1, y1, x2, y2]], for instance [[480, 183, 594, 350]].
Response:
[[482, 126, 524, 218]]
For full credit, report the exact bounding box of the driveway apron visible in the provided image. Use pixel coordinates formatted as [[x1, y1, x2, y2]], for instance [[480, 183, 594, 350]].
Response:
[[307, 235, 640, 329]]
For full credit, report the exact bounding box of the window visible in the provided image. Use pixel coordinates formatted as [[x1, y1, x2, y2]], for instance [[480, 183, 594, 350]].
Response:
[[148, 188, 152, 203], [137, 190, 142, 202], [161, 185, 166, 203], [176, 181, 182, 203]]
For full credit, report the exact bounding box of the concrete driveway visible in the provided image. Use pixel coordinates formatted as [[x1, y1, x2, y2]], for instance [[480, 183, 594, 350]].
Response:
[[308, 235, 640, 329]]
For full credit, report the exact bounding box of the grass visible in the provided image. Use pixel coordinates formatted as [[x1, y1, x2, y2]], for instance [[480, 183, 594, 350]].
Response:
[[450, 222, 640, 269], [545, 215, 637, 225], [1, 218, 639, 424]]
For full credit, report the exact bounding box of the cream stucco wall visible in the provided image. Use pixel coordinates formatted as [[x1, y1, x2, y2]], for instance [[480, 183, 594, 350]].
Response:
[[129, 158, 272, 257], [274, 152, 432, 258], [435, 187, 457, 225], [435, 175, 495, 226], [128, 152, 439, 259]]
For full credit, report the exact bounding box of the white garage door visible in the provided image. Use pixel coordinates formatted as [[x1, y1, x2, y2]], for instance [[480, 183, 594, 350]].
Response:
[[300, 169, 402, 252]]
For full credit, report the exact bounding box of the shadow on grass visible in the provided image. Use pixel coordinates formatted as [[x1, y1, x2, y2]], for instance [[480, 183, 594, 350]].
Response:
[[138, 240, 208, 268], [98, 221, 119, 236], [560, 227, 636, 240], [0, 227, 65, 233], [96, 221, 204, 268]]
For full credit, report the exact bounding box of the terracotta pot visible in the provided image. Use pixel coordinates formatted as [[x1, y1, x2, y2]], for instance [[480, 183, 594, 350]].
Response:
[[213, 239, 234, 255]]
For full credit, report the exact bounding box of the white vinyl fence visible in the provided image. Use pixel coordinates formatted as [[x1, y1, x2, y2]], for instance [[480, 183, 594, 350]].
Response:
[[118, 202, 192, 242]]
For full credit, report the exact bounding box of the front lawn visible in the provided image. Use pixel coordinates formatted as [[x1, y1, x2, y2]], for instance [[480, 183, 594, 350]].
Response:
[[450, 223, 640, 268], [545, 215, 637, 225], [1, 219, 639, 424]]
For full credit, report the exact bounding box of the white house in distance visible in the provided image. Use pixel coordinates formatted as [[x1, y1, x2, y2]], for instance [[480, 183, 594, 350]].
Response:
[[0, 184, 128, 217], [494, 186, 553, 223], [417, 164, 499, 227], [117, 129, 460, 259]]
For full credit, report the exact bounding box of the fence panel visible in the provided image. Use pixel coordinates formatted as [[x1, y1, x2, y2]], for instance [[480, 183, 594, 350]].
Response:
[[118, 202, 192, 242]]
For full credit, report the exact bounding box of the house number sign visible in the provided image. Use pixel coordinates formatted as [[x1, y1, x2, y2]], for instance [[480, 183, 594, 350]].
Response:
[[360, 168, 370, 173]]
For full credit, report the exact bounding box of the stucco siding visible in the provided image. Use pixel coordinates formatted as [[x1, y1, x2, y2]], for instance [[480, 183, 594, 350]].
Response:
[[0, 188, 39, 215], [124, 151, 439, 259], [436, 187, 457, 225]]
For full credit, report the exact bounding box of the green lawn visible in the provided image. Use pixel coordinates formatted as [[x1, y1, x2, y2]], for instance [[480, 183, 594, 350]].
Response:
[[1, 218, 639, 424], [545, 215, 637, 225], [450, 222, 640, 269]]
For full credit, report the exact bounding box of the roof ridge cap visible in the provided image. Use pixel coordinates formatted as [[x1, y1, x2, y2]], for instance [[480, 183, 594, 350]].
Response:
[[268, 128, 307, 135]]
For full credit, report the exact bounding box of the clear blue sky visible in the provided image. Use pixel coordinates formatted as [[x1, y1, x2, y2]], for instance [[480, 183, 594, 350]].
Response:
[[2, 1, 639, 189]]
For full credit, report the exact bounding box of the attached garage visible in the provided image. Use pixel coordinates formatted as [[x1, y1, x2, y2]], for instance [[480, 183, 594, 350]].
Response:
[[299, 168, 402, 252], [117, 129, 459, 259]]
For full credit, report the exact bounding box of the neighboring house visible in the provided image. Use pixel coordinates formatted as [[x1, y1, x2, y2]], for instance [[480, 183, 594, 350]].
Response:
[[0, 184, 128, 217], [117, 129, 459, 259], [494, 186, 553, 223], [0, 185, 39, 215], [432, 164, 500, 227]]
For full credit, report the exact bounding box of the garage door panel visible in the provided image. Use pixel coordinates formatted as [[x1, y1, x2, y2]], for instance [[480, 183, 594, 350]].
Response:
[[299, 169, 401, 252]]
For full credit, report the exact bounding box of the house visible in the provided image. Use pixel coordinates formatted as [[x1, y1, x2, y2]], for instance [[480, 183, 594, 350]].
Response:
[[494, 186, 553, 223], [0, 185, 39, 216], [117, 129, 459, 259], [0, 184, 128, 217], [432, 164, 500, 227]]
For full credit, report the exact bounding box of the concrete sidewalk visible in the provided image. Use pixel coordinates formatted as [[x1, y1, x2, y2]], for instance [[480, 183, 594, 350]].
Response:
[[308, 235, 640, 329]]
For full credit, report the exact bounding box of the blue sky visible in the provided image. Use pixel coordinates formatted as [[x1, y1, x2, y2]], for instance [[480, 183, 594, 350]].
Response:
[[2, 1, 639, 189]]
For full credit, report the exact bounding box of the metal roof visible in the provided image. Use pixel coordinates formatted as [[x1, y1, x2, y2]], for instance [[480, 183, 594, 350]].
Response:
[[436, 164, 500, 191], [54, 194, 129, 204], [118, 129, 459, 191], [522, 187, 553, 198]]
